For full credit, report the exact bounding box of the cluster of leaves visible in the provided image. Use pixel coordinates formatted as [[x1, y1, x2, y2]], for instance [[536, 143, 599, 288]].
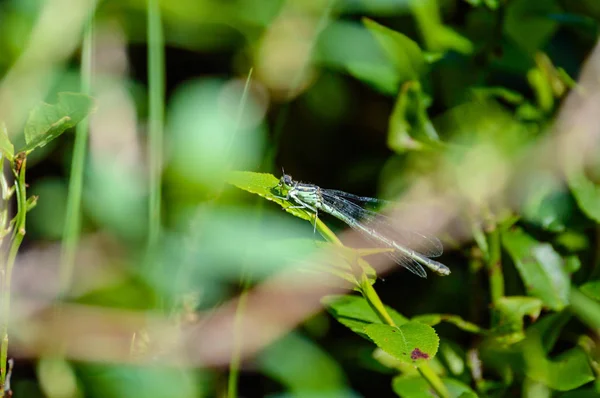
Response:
[[229, 3, 600, 396]]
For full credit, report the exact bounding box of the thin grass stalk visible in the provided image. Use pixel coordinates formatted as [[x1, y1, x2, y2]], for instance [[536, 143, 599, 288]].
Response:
[[60, 12, 94, 296]]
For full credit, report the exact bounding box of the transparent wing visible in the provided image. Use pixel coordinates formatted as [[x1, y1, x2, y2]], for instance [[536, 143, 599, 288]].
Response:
[[321, 190, 443, 258]]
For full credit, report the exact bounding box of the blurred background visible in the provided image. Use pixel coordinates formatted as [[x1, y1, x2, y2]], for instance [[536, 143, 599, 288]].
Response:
[[1, 0, 600, 397]]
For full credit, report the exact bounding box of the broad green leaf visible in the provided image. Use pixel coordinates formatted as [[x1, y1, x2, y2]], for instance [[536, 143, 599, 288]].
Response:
[[22, 92, 95, 153], [580, 280, 600, 302], [387, 81, 439, 153], [392, 376, 478, 398], [568, 168, 600, 223], [364, 322, 439, 365], [502, 227, 570, 310], [323, 295, 408, 338], [0, 122, 14, 161], [357, 18, 425, 94], [491, 296, 542, 344], [413, 313, 486, 334]]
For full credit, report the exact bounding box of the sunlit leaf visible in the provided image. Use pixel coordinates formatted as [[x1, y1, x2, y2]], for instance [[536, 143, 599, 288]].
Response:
[[392, 376, 478, 398], [502, 227, 570, 310], [491, 296, 543, 344], [365, 322, 439, 365], [21, 92, 95, 154], [413, 313, 486, 334], [323, 295, 408, 338], [227, 171, 312, 222]]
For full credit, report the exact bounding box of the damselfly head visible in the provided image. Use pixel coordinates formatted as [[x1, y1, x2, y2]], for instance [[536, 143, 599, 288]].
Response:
[[280, 173, 294, 188]]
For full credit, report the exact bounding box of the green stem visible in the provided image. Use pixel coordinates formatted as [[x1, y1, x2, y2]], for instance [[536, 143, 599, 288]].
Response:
[[418, 365, 450, 398], [60, 11, 94, 297], [146, 0, 164, 252], [487, 224, 504, 305], [227, 288, 249, 398], [314, 217, 450, 398], [0, 157, 28, 397]]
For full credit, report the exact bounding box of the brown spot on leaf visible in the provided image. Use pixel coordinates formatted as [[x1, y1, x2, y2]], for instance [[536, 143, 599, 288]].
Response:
[[411, 348, 429, 360]]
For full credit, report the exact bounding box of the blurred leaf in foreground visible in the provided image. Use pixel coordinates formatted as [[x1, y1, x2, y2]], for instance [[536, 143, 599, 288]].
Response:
[[22, 92, 95, 154], [258, 332, 352, 397], [502, 227, 570, 310]]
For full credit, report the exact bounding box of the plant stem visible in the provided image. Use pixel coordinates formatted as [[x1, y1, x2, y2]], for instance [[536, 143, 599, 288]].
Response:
[[227, 288, 249, 398], [60, 10, 94, 297], [315, 218, 450, 398], [0, 157, 28, 397], [418, 365, 450, 398], [146, 0, 164, 252], [487, 223, 504, 305]]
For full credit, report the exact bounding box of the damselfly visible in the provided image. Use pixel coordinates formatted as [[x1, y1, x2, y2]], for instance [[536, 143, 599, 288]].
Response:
[[274, 173, 450, 278]]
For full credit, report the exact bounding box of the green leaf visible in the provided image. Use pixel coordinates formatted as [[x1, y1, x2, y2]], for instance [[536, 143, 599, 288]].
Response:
[[412, 313, 486, 334], [323, 295, 408, 338], [491, 296, 543, 345], [580, 280, 600, 301], [410, 0, 474, 55], [357, 18, 425, 94], [21, 92, 95, 154], [482, 320, 594, 391], [522, 333, 594, 391], [387, 81, 439, 153], [568, 168, 600, 223], [502, 227, 570, 310], [364, 322, 439, 365], [504, 0, 560, 53], [0, 122, 14, 161], [257, 332, 350, 395], [227, 171, 313, 223], [392, 376, 478, 398]]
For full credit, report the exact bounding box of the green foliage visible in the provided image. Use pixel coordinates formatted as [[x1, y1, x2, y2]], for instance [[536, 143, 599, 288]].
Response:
[[345, 18, 426, 95], [22, 92, 95, 154], [502, 227, 570, 310], [365, 323, 439, 366], [4, 1, 600, 397], [323, 295, 408, 337]]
